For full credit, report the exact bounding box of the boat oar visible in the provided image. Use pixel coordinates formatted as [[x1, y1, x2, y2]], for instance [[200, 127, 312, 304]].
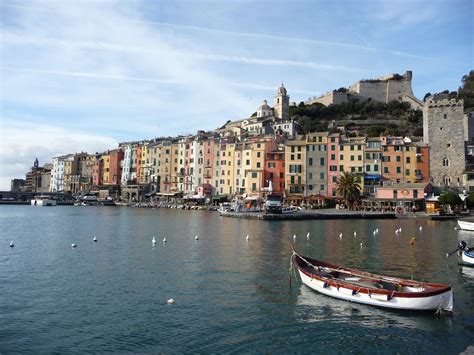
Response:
[[446, 249, 459, 258]]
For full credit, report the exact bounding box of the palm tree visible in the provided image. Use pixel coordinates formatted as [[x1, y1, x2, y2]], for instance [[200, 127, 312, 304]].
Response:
[[336, 172, 361, 210]]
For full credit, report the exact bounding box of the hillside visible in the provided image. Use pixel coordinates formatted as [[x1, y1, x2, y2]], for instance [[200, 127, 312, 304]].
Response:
[[290, 99, 423, 137]]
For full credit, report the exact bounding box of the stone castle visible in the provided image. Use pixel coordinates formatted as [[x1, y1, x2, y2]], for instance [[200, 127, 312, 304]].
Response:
[[423, 94, 466, 187], [306, 70, 423, 109]]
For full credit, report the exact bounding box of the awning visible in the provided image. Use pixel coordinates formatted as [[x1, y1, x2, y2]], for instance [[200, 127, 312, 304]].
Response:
[[364, 174, 381, 181]]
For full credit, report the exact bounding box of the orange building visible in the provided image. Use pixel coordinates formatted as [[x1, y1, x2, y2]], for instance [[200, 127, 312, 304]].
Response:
[[264, 149, 285, 193]]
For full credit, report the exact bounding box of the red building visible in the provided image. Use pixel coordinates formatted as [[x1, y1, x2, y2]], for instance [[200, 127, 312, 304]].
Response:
[[109, 149, 124, 187], [264, 149, 285, 193], [92, 158, 103, 186]]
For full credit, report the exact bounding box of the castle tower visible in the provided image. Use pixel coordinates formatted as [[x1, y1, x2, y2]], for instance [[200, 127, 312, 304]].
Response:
[[274, 84, 289, 120], [423, 95, 465, 186]]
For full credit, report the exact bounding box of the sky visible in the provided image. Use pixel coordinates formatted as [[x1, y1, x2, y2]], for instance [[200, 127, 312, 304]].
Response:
[[0, 0, 472, 190]]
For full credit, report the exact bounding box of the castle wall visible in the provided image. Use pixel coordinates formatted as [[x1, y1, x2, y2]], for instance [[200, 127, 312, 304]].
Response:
[[423, 97, 465, 186], [306, 91, 349, 106]]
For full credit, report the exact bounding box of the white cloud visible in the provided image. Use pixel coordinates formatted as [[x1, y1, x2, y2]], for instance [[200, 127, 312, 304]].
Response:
[[0, 120, 118, 190]]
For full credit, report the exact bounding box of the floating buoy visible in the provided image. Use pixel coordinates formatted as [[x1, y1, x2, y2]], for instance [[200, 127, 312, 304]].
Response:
[[9, 241, 14, 247], [339, 233, 343, 239], [360, 242, 363, 248], [152, 236, 157, 245], [410, 237, 416, 245], [419, 226, 423, 231], [293, 234, 296, 240], [353, 231, 357, 237], [163, 238, 167, 243], [93, 236, 97, 242], [246, 234, 249, 241], [167, 298, 175, 305], [454, 226, 458, 230], [306, 232, 310, 240], [71, 243, 77, 248], [376, 228, 379, 234], [195, 235, 199, 240]]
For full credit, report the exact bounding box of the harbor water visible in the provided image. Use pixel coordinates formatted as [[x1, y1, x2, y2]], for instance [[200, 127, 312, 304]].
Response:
[[1, 206, 473, 353]]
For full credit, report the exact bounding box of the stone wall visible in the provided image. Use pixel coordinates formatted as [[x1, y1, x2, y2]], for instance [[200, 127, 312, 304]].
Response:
[[423, 96, 465, 186]]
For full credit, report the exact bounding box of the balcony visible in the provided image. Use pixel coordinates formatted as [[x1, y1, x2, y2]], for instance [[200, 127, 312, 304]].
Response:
[[415, 174, 424, 180]]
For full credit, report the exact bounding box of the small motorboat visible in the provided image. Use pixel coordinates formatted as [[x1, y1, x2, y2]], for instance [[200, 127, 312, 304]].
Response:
[[456, 241, 474, 265], [291, 246, 453, 313], [457, 217, 474, 231]]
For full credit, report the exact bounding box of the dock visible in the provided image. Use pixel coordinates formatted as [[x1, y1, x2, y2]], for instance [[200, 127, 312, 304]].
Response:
[[220, 210, 396, 220]]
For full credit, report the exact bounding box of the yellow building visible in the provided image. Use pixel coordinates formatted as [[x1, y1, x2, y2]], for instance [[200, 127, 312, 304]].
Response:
[[285, 139, 306, 196], [339, 137, 365, 191], [101, 152, 110, 185]]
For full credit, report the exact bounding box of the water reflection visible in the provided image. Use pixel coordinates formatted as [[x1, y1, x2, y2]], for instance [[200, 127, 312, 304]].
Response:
[[295, 285, 453, 331]]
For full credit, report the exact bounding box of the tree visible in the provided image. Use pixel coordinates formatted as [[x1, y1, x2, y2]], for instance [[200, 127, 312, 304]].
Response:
[[336, 172, 361, 210], [467, 192, 474, 208], [423, 92, 432, 102], [438, 192, 462, 209], [458, 70, 474, 112]]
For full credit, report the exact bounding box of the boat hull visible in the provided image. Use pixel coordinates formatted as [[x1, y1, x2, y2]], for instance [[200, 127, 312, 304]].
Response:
[[458, 220, 474, 231], [462, 251, 474, 265], [292, 253, 453, 312], [31, 199, 57, 206]]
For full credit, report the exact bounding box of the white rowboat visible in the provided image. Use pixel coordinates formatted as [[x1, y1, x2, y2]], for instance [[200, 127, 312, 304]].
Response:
[[292, 246, 453, 313]]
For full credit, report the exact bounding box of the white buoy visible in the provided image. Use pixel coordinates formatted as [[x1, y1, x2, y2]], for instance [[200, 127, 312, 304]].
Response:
[[353, 231, 357, 237], [306, 232, 310, 240], [71, 243, 77, 248], [93, 236, 97, 242], [152, 236, 157, 244], [419, 226, 422, 231], [376, 228, 379, 234], [9, 241, 14, 247], [195, 235, 199, 240], [163, 237, 167, 243], [293, 234, 296, 240], [246, 234, 249, 241], [360, 242, 363, 248], [454, 226, 458, 230], [339, 233, 343, 239], [167, 298, 175, 305]]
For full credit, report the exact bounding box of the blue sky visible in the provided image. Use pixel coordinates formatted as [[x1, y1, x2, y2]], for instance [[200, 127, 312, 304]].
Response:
[[0, 0, 472, 189]]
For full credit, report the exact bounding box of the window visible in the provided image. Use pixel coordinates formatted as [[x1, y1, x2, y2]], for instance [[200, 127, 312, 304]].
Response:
[[339, 165, 344, 172], [406, 157, 411, 164], [320, 172, 325, 179], [251, 172, 257, 178], [256, 162, 261, 168], [329, 166, 337, 171], [358, 155, 362, 161], [297, 154, 301, 159], [291, 155, 295, 161], [374, 165, 379, 172], [246, 160, 250, 165], [350, 145, 354, 151], [331, 154, 336, 160], [309, 158, 313, 166], [321, 184, 325, 191], [413, 190, 418, 198], [252, 183, 257, 191], [308, 172, 313, 179], [331, 145, 336, 150], [257, 152, 261, 158], [320, 157, 325, 166], [340, 154, 344, 160], [350, 155, 354, 161], [308, 185, 313, 191], [280, 172, 284, 178], [358, 145, 362, 150], [443, 158, 449, 167], [396, 156, 401, 162], [351, 167, 355, 172], [443, 113, 447, 119], [406, 169, 410, 175], [366, 165, 371, 172], [396, 167, 401, 174], [393, 190, 398, 199], [384, 167, 389, 173]]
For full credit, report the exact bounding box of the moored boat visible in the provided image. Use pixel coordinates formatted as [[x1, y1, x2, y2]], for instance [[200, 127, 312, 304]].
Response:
[[457, 217, 474, 231], [31, 195, 57, 206], [291, 246, 453, 312], [456, 241, 474, 265]]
